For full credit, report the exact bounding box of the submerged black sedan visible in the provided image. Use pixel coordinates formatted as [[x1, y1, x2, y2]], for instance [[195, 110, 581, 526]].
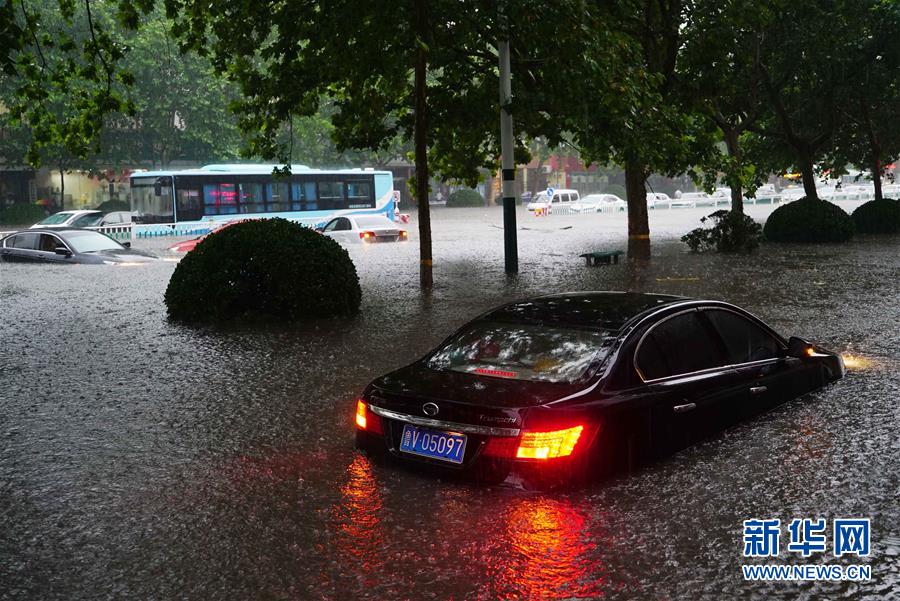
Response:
[[0, 228, 158, 264], [355, 292, 844, 486]]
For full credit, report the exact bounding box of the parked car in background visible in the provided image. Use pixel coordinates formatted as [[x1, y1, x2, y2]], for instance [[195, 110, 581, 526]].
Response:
[[29, 209, 133, 229], [355, 292, 844, 487], [646, 192, 671, 208], [526, 189, 581, 212], [30, 210, 103, 229], [670, 192, 706, 208], [97, 211, 133, 225], [318, 214, 408, 244], [571, 193, 626, 213], [1, 228, 158, 264]]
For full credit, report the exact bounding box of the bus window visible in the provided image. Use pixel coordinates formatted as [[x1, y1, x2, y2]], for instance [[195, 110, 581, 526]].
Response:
[[292, 181, 317, 211], [347, 180, 374, 209], [176, 186, 203, 221], [131, 177, 174, 223], [240, 183, 264, 214], [267, 182, 289, 212], [318, 180, 345, 210], [204, 183, 239, 215]]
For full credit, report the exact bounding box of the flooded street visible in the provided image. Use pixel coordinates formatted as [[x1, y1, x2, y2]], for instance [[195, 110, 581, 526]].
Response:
[[2, 204, 898, 600]]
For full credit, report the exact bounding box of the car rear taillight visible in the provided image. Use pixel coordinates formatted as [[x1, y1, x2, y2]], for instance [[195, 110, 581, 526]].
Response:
[[359, 231, 375, 241], [515, 425, 585, 460], [355, 400, 383, 434], [399, 230, 408, 238]]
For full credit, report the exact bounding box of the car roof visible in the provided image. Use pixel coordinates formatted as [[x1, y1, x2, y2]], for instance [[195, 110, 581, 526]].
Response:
[[477, 292, 688, 331]]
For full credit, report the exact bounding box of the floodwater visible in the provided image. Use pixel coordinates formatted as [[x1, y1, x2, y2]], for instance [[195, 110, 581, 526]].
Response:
[[1, 203, 898, 600]]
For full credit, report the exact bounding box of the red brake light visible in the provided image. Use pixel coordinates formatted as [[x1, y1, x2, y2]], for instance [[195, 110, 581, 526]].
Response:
[[516, 425, 585, 460], [355, 400, 383, 434], [355, 400, 367, 430], [359, 231, 375, 241]]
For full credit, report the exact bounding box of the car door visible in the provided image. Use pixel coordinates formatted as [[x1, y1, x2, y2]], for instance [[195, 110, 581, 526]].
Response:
[[701, 308, 816, 420], [321, 218, 341, 240], [35, 233, 73, 264], [633, 309, 747, 453], [0, 232, 42, 262]]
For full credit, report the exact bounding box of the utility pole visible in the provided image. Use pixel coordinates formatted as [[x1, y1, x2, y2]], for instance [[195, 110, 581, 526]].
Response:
[[499, 7, 518, 274]]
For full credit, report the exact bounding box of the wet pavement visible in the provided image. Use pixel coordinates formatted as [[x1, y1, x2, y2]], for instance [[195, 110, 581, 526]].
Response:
[[1, 203, 898, 600]]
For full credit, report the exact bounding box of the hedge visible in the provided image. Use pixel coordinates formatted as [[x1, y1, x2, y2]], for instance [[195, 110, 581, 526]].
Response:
[[763, 197, 854, 243], [164, 218, 361, 323], [851, 198, 900, 234]]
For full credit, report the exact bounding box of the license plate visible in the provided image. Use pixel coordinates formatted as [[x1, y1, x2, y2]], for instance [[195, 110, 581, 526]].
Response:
[[399, 424, 467, 464]]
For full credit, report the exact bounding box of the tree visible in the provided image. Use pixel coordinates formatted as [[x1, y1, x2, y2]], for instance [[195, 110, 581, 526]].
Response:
[[681, 0, 774, 212], [824, 0, 900, 201], [749, 0, 852, 200], [571, 0, 716, 259], [1, 0, 148, 168]]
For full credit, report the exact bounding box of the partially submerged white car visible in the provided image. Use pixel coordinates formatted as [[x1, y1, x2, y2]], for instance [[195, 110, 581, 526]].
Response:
[[525, 189, 581, 212], [318, 214, 408, 244], [571, 193, 626, 213]]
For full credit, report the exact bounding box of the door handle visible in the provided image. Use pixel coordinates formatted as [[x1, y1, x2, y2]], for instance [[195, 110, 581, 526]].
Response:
[[750, 386, 768, 395], [673, 402, 696, 413]]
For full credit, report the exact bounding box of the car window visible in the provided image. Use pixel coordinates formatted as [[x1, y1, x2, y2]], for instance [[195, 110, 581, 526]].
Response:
[[71, 213, 102, 227], [102, 213, 121, 224], [38, 234, 63, 252], [636, 311, 726, 380], [336, 217, 352, 231], [354, 215, 393, 228], [323, 219, 339, 232], [428, 321, 616, 384], [703, 309, 782, 364], [8, 233, 39, 249]]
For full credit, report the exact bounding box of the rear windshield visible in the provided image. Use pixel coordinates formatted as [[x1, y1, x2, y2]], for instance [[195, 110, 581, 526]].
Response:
[[354, 215, 394, 228], [427, 321, 615, 383], [39, 213, 75, 225]]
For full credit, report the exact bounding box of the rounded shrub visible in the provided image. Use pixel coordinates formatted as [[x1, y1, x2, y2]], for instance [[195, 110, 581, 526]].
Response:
[[165, 218, 361, 323], [851, 198, 900, 234], [0, 203, 47, 226], [96, 199, 130, 213], [763, 197, 854, 243], [446, 189, 485, 207]]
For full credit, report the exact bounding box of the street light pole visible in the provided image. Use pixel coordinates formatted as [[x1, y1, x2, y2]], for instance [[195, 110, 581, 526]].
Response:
[[499, 12, 518, 274]]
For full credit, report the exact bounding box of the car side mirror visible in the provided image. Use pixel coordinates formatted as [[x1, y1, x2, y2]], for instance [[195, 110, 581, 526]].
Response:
[[122, 241, 131, 248], [54, 246, 72, 257], [787, 336, 814, 359]]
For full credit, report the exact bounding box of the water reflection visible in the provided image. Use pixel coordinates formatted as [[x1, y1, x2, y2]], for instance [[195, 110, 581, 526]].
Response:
[[329, 454, 386, 587], [490, 497, 604, 600]]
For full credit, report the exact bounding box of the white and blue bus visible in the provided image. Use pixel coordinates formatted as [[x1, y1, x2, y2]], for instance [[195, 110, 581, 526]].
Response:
[[128, 164, 396, 236]]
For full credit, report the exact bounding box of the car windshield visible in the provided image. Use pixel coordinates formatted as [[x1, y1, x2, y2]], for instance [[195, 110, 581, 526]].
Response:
[[38, 212, 75, 225], [62, 230, 123, 253], [531, 193, 550, 203], [427, 321, 615, 383], [354, 216, 394, 228]]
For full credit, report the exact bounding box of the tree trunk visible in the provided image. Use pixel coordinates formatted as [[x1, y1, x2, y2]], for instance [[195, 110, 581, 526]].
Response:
[[624, 159, 650, 260], [799, 153, 818, 200], [723, 127, 744, 214], [59, 167, 65, 211], [871, 153, 883, 202], [414, 0, 433, 290], [530, 157, 544, 196]]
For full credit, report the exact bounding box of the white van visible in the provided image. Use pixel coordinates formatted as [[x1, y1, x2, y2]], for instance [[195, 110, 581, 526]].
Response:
[[526, 188, 581, 212]]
